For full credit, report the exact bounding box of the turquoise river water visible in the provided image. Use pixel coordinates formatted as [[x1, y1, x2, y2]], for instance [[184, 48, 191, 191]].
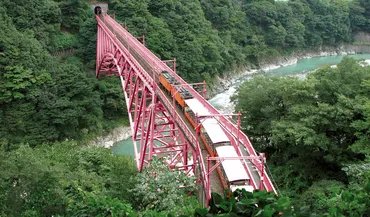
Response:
[[112, 53, 370, 155], [265, 54, 370, 77]]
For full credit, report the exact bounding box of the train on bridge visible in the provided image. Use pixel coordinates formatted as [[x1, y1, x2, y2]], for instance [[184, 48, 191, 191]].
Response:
[[159, 70, 253, 193], [159, 71, 253, 191], [95, 9, 277, 204]]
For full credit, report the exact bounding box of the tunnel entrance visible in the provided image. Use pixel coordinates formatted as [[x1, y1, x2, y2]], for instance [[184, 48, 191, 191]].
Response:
[[94, 6, 102, 15]]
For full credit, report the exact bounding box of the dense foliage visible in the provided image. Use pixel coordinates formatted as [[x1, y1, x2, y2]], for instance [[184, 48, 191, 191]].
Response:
[[2, 0, 370, 216], [0, 143, 199, 216], [0, 142, 136, 216], [196, 181, 370, 216], [196, 189, 310, 217], [109, 0, 370, 84], [130, 158, 197, 212], [0, 0, 127, 147], [232, 57, 370, 215]]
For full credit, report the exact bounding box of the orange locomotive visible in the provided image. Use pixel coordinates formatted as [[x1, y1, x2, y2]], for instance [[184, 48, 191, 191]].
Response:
[[159, 70, 193, 108]]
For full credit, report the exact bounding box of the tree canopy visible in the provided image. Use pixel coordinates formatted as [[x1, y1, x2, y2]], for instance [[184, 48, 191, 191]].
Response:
[[1, 0, 370, 216], [232, 57, 370, 215], [0, 0, 127, 147], [108, 0, 370, 83]]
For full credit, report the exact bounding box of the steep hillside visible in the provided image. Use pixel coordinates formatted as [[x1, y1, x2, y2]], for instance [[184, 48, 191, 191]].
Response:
[[1, 0, 370, 216], [0, 0, 126, 147]]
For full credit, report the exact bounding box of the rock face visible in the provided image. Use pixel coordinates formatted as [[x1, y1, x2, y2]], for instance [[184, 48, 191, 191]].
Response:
[[345, 44, 370, 54], [209, 67, 260, 98], [258, 46, 356, 72], [89, 126, 131, 148], [354, 32, 370, 42]]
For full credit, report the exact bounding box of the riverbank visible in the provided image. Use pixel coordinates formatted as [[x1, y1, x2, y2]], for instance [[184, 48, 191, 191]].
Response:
[[88, 126, 131, 148], [259, 46, 357, 71], [210, 45, 365, 98], [209, 53, 370, 114]]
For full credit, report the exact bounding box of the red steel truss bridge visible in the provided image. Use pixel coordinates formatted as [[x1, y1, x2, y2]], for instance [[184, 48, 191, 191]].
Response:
[[95, 13, 277, 205]]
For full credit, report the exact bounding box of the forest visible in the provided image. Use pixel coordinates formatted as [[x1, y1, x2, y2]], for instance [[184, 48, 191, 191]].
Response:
[[1, 0, 370, 216]]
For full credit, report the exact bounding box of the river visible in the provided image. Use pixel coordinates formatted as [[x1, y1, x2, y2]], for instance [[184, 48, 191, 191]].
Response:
[[209, 54, 370, 113], [112, 53, 370, 155]]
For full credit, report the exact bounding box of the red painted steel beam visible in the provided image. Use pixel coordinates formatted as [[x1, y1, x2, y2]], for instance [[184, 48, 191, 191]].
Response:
[[96, 14, 201, 190]]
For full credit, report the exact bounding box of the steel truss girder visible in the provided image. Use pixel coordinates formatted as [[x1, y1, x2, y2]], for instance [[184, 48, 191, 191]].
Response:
[[96, 18, 198, 177], [96, 14, 278, 207]]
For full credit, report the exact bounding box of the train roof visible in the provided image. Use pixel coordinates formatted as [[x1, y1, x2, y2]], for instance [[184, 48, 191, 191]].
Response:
[[215, 146, 250, 182], [185, 98, 210, 117], [185, 98, 229, 144], [202, 118, 230, 144]]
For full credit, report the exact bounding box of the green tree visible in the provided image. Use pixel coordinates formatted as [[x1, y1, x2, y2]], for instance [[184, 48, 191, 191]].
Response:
[[298, 180, 345, 213], [54, 0, 90, 32], [349, 0, 368, 32], [195, 189, 309, 217], [0, 0, 61, 50], [77, 16, 97, 67], [66, 192, 134, 217], [130, 158, 196, 212], [0, 142, 138, 216], [0, 145, 66, 216], [350, 78, 370, 155], [232, 57, 370, 193], [0, 66, 50, 103]]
